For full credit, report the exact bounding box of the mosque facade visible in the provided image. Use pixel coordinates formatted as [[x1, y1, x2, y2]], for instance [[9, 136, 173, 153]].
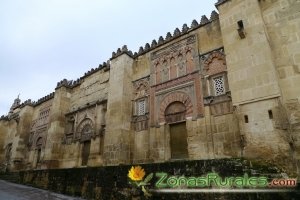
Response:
[[1, 0, 300, 176]]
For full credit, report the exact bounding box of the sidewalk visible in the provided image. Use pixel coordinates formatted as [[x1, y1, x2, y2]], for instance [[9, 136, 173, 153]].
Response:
[[0, 180, 84, 200]]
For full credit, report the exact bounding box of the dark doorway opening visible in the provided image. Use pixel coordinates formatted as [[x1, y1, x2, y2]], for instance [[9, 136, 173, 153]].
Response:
[[37, 149, 41, 163], [81, 140, 91, 166]]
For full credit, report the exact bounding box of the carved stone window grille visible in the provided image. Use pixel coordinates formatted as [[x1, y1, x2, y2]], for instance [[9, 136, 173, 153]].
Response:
[[213, 76, 225, 96], [137, 100, 146, 116]]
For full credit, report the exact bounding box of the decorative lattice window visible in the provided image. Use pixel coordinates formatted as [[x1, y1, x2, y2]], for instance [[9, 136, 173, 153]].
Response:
[[213, 76, 225, 96], [137, 100, 146, 116]]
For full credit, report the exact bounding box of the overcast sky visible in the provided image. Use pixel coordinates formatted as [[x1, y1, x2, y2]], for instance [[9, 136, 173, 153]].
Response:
[[0, 0, 216, 116]]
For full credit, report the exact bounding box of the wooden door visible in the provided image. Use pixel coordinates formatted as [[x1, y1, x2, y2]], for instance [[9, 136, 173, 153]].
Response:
[[169, 122, 188, 159]]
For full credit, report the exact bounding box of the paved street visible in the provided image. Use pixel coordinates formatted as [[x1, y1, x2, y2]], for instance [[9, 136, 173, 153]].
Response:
[[0, 180, 84, 200]]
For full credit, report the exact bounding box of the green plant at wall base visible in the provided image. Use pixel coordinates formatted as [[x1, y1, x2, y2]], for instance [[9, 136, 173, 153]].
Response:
[[128, 166, 153, 198]]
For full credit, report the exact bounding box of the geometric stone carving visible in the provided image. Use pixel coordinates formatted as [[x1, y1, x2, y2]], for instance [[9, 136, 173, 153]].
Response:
[[150, 35, 198, 85], [159, 91, 193, 123], [77, 118, 94, 142], [165, 101, 186, 123], [133, 77, 150, 100], [213, 76, 225, 96], [201, 50, 226, 76], [132, 76, 150, 131]]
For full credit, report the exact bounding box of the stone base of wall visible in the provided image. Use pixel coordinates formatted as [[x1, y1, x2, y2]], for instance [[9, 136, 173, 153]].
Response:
[[1, 159, 299, 200]]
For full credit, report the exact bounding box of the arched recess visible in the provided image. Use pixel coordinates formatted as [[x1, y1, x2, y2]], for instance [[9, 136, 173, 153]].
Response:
[[76, 118, 94, 166], [35, 137, 43, 167], [164, 101, 186, 124], [77, 118, 94, 142], [34, 135, 45, 150], [36, 137, 43, 148], [159, 92, 193, 123], [5, 143, 12, 162], [163, 100, 189, 159], [134, 80, 149, 100], [203, 51, 227, 76]]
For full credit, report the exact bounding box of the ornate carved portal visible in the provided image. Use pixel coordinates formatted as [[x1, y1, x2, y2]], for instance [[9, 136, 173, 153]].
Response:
[[77, 118, 93, 166], [164, 101, 189, 159], [28, 103, 51, 151], [150, 35, 204, 126]]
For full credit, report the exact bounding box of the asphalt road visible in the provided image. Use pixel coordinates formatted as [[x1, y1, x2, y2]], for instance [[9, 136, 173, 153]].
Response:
[[0, 180, 84, 200]]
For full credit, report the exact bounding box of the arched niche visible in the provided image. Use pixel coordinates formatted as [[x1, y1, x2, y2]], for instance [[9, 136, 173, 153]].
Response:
[[164, 101, 186, 124]]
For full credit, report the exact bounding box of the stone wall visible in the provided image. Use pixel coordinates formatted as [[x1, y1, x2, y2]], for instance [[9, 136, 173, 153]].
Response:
[[0, 0, 298, 178], [260, 0, 300, 173], [217, 0, 296, 173], [1, 159, 298, 200], [70, 70, 109, 111], [104, 54, 134, 165]]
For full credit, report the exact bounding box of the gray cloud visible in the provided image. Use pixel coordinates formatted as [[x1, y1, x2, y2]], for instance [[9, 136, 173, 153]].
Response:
[[0, 0, 216, 115]]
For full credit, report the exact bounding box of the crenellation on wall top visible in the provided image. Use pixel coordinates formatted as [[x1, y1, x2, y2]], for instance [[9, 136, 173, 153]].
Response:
[[108, 11, 219, 60], [6, 91, 56, 116], [210, 10, 219, 21], [80, 61, 110, 80], [132, 11, 219, 58], [215, 0, 230, 7], [165, 32, 172, 41], [18, 99, 33, 108], [3, 10, 220, 116], [111, 45, 134, 60], [32, 92, 55, 106], [191, 20, 199, 29], [200, 15, 210, 25], [0, 115, 9, 121], [5, 57, 111, 114], [55, 60, 110, 91], [55, 79, 73, 89], [182, 23, 189, 33]]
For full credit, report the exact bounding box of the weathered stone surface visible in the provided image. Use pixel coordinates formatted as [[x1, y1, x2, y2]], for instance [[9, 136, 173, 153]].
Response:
[[1, 159, 299, 200], [0, 0, 298, 181]]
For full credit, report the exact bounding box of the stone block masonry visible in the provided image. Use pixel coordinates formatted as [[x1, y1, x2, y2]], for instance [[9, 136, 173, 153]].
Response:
[[0, 0, 299, 186]]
